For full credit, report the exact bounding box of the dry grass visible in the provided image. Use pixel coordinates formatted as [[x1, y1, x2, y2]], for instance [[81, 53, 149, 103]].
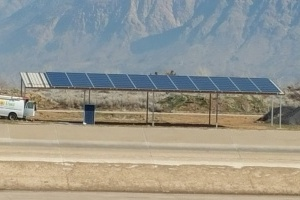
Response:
[[29, 89, 273, 114]]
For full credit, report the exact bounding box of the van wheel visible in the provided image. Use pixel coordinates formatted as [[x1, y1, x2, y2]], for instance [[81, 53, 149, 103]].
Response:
[[8, 113, 17, 120]]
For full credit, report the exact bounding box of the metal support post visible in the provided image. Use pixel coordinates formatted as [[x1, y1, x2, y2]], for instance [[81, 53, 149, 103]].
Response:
[[83, 90, 86, 104], [20, 79, 23, 97], [215, 93, 219, 129], [146, 92, 149, 124], [83, 90, 86, 123], [279, 95, 282, 129], [152, 92, 155, 127], [271, 97, 274, 126], [209, 93, 212, 125]]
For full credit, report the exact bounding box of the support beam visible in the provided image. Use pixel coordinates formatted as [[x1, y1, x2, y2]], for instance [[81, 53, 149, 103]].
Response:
[[271, 97, 274, 126], [83, 90, 86, 105], [215, 93, 219, 129], [20, 79, 26, 97], [209, 93, 212, 125], [83, 90, 86, 123], [152, 92, 155, 127], [146, 92, 149, 124], [20, 79, 23, 97], [279, 95, 282, 129], [88, 90, 91, 104]]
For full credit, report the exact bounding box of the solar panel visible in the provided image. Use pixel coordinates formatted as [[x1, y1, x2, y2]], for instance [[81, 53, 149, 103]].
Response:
[[45, 72, 72, 87], [189, 76, 218, 92], [87, 73, 114, 88], [230, 77, 260, 93], [21, 72, 50, 88], [39, 72, 282, 95], [108, 74, 135, 89], [149, 75, 177, 90], [67, 73, 93, 88], [169, 76, 197, 91], [210, 77, 239, 92], [250, 78, 281, 94], [128, 74, 156, 90]]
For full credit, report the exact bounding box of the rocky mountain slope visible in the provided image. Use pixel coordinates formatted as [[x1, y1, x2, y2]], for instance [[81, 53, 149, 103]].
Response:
[[0, 0, 299, 86]]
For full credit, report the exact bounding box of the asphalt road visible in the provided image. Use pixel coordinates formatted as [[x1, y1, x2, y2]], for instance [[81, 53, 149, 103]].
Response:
[[0, 123, 300, 195], [0, 123, 300, 168], [0, 192, 299, 200]]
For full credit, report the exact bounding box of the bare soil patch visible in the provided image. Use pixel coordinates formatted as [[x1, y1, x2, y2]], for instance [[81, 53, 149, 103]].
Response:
[[31, 110, 272, 129]]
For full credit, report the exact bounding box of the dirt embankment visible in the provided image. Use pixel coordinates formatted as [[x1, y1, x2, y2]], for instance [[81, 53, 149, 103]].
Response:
[[1, 161, 300, 195]]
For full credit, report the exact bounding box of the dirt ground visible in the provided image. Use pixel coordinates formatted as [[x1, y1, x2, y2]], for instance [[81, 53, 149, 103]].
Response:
[[32, 110, 273, 130], [31, 109, 300, 130]]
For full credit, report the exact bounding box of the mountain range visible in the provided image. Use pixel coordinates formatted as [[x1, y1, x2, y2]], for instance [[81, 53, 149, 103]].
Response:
[[0, 0, 299, 86]]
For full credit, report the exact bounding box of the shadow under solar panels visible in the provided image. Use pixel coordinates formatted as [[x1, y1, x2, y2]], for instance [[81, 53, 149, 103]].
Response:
[[229, 77, 260, 93], [87, 73, 114, 89], [169, 76, 197, 91], [149, 75, 177, 90], [108, 74, 135, 89], [66, 73, 93, 88], [128, 74, 156, 90], [45, 72, 72, 87], [250, 78, 281, 94]]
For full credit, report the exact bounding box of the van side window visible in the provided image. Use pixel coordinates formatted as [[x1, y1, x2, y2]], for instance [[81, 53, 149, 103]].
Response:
[[26, 102, 34, 109]]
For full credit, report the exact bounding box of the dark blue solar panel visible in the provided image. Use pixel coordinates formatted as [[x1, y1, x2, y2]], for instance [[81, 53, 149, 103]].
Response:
[[250, 78, 281, 93], [44, 71, 282, 94], [210, 77, 239, 92], [230, 77, 260, 93], [169, 76, 197, 91], [66, 73, 93, 88], [45, 72, 72, 87], [128, 74, 156, 90], [189, 76, 218, 91], [108, 74, 135, 89], [149, 75, 177, 90], [87, 73, 114, 88]]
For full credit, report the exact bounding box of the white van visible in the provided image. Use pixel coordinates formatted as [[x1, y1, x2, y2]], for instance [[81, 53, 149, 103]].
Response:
[[0, 95, 36, 120]]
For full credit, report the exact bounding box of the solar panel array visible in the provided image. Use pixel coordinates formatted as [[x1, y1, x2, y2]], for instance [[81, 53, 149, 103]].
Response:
[[40, 72, 283, 95]]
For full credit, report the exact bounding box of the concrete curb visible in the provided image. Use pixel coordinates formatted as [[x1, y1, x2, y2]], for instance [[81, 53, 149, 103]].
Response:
[[0, 161, 300, 195]]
